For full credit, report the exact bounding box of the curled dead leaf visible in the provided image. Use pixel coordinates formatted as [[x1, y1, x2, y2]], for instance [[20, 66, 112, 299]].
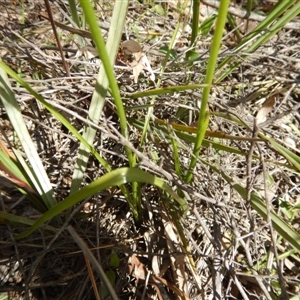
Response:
[[120, 40, 142, 54], [128, 254, 189, 300], [76, 40, 155, 83], [119, 40, 155, 83], [255, 95, 276, 126], [128, 254, 147, 281]]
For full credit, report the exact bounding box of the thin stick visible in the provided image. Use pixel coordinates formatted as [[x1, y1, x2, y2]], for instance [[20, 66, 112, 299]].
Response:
[[44, 0, 70, 76]]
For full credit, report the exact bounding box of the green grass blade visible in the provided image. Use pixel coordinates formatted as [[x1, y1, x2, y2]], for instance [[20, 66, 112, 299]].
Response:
[[0, 64, 56, 209], [186, 1, 229, 183], [185, 0, 200, 61], [216, 1, 300, 81], [0, 211, 57, 233], [0, 61, 110, 173], [129, 117, 249, 156], [166, 123, 181, 178], [185, 109, 210, 183], [190, 0, 200, 46], [140, 0, 190, 146], [250, 192, 300, 252], [244, 2, 300, 55], [246, 1, 294, 34], [68, 0, 80, 27], [130, 117, 291, 170], [267, 138, 300, 171], [0, 147, 29, 185], [0, 149, 48, 212], [71, 0, 130, 193], [16, 167, 189, 239], [0, 61, 136, 219], [130, 83, 210, 98]]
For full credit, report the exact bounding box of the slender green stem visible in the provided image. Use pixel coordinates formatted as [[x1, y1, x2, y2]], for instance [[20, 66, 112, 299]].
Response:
[[68, 0, 80, 27], [185, 0, 230, 183], [190, 0, 200, 47], [79, 0, 132, 165]]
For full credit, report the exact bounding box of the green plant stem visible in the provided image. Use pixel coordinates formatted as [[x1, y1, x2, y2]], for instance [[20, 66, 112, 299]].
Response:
[[190, 0, 200, 50], [79, 1, 131, 160], [185, 0, 230, 183], [71, 1, 133, 191], [68, 0, 80, 27], [140, 0, 190, 146]]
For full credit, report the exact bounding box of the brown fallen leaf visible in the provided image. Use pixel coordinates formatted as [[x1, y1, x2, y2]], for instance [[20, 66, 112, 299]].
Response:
[[153, 274, 190, 300], [255, 95, 276, 126], [128, 254, 190, 300], [128, 254, 147, 281], [121, 40, 142, 55], [120, 40, 155, 83], [76, 40, 155, 83]]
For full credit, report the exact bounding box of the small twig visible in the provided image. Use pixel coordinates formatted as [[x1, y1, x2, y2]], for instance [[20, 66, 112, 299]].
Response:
[[245, 124, 258, 233], [212, 215, 222, 299], [244, 122, 275, 299], [44, 0, 70, 76], [40, 12, 94, 39], [229, 212, 273, 299], [192, 206, 220, 251], [68, 226, 119, 300], [257, 144, 288, 299], [2, 42, 78, 54], [225, 262, 250, 300]]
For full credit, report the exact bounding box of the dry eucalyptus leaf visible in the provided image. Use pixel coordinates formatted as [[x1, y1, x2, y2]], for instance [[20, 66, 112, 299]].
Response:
[[162, 211, 189, 296], [131, 53, 155, 83], [76, 41, 155, 83], [132, 59, 145, 83], [140, 54, 155, 82], [255, 95, 276, 126], [128, 254, 147, 281], [121, 40, 142, 55], [121, 40, 155, 83]]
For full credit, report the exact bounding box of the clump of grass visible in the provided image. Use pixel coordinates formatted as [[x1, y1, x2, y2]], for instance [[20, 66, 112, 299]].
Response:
[[1, 0, 300, 299]]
